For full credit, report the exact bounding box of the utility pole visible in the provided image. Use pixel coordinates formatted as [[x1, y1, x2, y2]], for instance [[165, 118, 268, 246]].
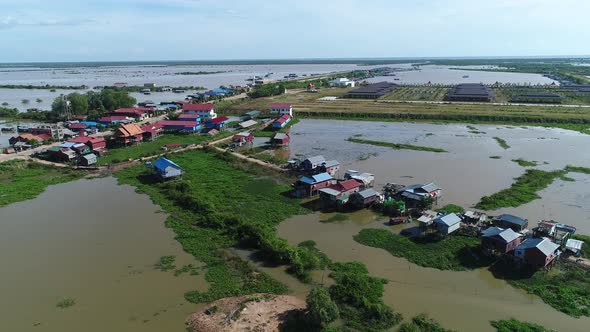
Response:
[[61, 95, 72, 121]]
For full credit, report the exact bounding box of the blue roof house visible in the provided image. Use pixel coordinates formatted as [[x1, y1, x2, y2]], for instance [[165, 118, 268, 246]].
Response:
[[153, 157, 183, 179], [294, 172, 334, 197]]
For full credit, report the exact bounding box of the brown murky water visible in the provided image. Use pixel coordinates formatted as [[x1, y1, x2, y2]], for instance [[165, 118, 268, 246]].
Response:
[[289, 119, 590, 233], [278, 214, 590, 332], [0, 177, 205, 332]]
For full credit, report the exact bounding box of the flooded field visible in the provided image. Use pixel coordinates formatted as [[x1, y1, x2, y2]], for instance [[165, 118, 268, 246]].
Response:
[[288, 119, 590, 233], [0, 177, 205, 332], [278, 214, 590, 332], [0, 63, 555, 112], [368, 65, 556, 85]]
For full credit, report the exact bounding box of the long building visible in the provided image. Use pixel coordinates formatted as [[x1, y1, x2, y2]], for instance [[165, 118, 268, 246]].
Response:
[[446, 83, 494, 102], [343, 82, 398, 99]]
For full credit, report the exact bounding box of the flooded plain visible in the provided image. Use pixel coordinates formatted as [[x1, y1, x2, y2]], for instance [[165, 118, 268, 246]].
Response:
[[289, 119, 590, 233], [0, 177, 205, 332], [0, 63, 555, 112]]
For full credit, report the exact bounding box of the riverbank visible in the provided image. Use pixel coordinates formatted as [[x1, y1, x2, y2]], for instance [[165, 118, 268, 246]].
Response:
[[0, 159, 86, 206]]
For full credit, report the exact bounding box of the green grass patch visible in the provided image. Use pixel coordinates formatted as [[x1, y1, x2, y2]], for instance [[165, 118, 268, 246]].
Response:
[[174, 264, 200, 276], [354, 229, 490, 271], [400, 314, 455, 332], [347, 137, 447, 153], [507, 264, 590, 318], [56, 298, 76, 309], [491, 319, 555, 332], [475, 169, 564, 210], [98, 132, 231, 165], [493, 137, 510, 149], [114, 149, 326, 302], [0, 160, 84, 206], [435, 204, 465, 214], [559, 175, 575, 182], [511, 158, 538, 167]]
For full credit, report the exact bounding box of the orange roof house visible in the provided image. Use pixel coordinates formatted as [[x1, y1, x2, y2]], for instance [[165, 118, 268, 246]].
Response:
[[115, 123, 144, 145]]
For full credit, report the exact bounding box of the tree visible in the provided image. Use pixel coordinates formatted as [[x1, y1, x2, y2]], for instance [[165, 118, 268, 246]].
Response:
[[306, 287, 339, 327], [67, 92, 88, 115]]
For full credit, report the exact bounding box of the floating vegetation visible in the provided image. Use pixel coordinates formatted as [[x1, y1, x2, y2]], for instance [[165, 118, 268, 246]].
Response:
[[493, 137, 510, 149], [511, 158, 538, 167], [347, 137, 447, 153], [56, 298, 76, 309]]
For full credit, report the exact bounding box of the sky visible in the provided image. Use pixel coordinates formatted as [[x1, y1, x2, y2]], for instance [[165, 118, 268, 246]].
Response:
[[1, 0, 589, 62]]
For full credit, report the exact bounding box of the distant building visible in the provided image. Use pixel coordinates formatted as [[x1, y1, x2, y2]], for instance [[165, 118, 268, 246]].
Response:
[[157, 120, 201, 133], [80, 153, 97, 166], [434, 213, 462, 235], [141, 123, 164, 141], [272, 114, 292, 129], [514, 238, 560, 269], [238, 119, 258, 129], [115, 123, 144, 145], [183, 103, 217, 119], [399, 183, 442, 207], [344, 82, 398, 99], [153, 157, 183, 180], [321, 160, 340, 176], [481, 227, 522, 254], [111, 107, 150, 121], [205, 116, 230, 130], [493, 214, 528, 233], [178, 113, 201, 121], [344, 170, 374, 187], [417, 210, 439, 227], [293, 172, 334, 197], [302, 155, 326, 171], [240, 110, 261, 121], [511, 93, 563, 104], [349, 189, 382, 208], [99, 115, 129, 125], [270, 103, 293, 117], [271, 133, 290, 146], [328, 78, 356, 87], [446, 84, 494, 102], [232, 132, 254, 146]]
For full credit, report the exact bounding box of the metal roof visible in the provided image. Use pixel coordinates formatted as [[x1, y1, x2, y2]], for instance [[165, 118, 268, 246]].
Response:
[[319, 188, 341, 196], [323, 160, 340, 168], [566, 239, 584, 252], [299, 172, 332, 184], [357, 188, 379, 199], [434, 213, 462, 227], [273, 133, 288, 140], [517, 238, 559, 257], [305, 155, 325, 164], [154, 157, 182, 172], [482, 227, 520, 243], [239, 120, 258, 128], [497, 214, 527, 226], [421, 182, 440, 193]]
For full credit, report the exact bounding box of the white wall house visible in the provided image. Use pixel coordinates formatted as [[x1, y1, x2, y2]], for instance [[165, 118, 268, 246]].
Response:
[[183, 104, 217, 119], [328, 78, 356, 87], [270, 103, 293, 117]]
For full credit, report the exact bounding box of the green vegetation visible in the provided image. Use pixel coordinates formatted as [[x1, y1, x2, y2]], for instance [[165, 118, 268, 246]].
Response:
[[493, 137, 510, 149], [0, 160, 84, 206], [399, 314, 455, 332], [329, 262, 402, 331], [354, 229, 489, 271], [114, 150, 326, 304], [511, 158, 538, 167], [0, 106, 19, 118], [490, 319, 555, 332], [383, 86, 449, 101], [56, 298, 76, 309], [247, 83, 286, 98], [508, 265, 590, 318], [98, 132, 231, 165], [435, 204, 465, 214], [476, 166, 590, 210], [174, 264, 200, 276], [155, 255, 176, 272], [0, 84, 87, 90], [559, 175, 575, 182], [489, 155, 502, 159], [306, 287, 340, 328], [347, 137, 447, 153], [475, 169, 563, 210]]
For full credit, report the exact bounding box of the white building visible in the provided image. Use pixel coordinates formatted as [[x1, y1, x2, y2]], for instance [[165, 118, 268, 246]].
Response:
[[270, 103, 293, 117], [328, 78, 356, 88], [183, 103, 217, 119]]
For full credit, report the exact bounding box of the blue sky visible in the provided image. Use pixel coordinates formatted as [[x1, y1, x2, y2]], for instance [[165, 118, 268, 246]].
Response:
[[1, 0, 589, 62]]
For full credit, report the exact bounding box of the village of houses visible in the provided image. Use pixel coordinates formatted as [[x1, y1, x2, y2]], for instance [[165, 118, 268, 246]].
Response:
[[2, 81, 585, 274]]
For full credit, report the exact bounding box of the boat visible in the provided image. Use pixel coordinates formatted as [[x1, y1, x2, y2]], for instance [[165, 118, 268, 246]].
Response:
[[462, 75, 469, 78], [1, 127, 15, 132], [389, 216, 409, 225]]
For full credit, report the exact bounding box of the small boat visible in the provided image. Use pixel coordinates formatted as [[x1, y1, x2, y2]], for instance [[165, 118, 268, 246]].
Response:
[[1, 127, 15, 132], [389, 216, 409, 225], [462, 75, 469, 78]]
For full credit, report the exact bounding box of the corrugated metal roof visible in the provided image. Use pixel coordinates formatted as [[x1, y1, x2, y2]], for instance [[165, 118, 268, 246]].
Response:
[[239, 120, 258, 128], [357, 188, 379, 199], [566, 239, 584, 252], [273, 133, 288, 140], [323, 160, 340, 168], [306, 155, 325, 164], [154, 157, 182, 172], [319, 188, 341, 196], [497, 214, 527, 226], [299, 172, 333, 185], [435, 213, 462, 227], [421, 182, 440, 192], [517, 238, 559, 257]]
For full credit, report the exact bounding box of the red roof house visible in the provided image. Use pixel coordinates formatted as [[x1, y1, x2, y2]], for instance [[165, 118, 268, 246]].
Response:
[[330, 179, 363, 196]]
